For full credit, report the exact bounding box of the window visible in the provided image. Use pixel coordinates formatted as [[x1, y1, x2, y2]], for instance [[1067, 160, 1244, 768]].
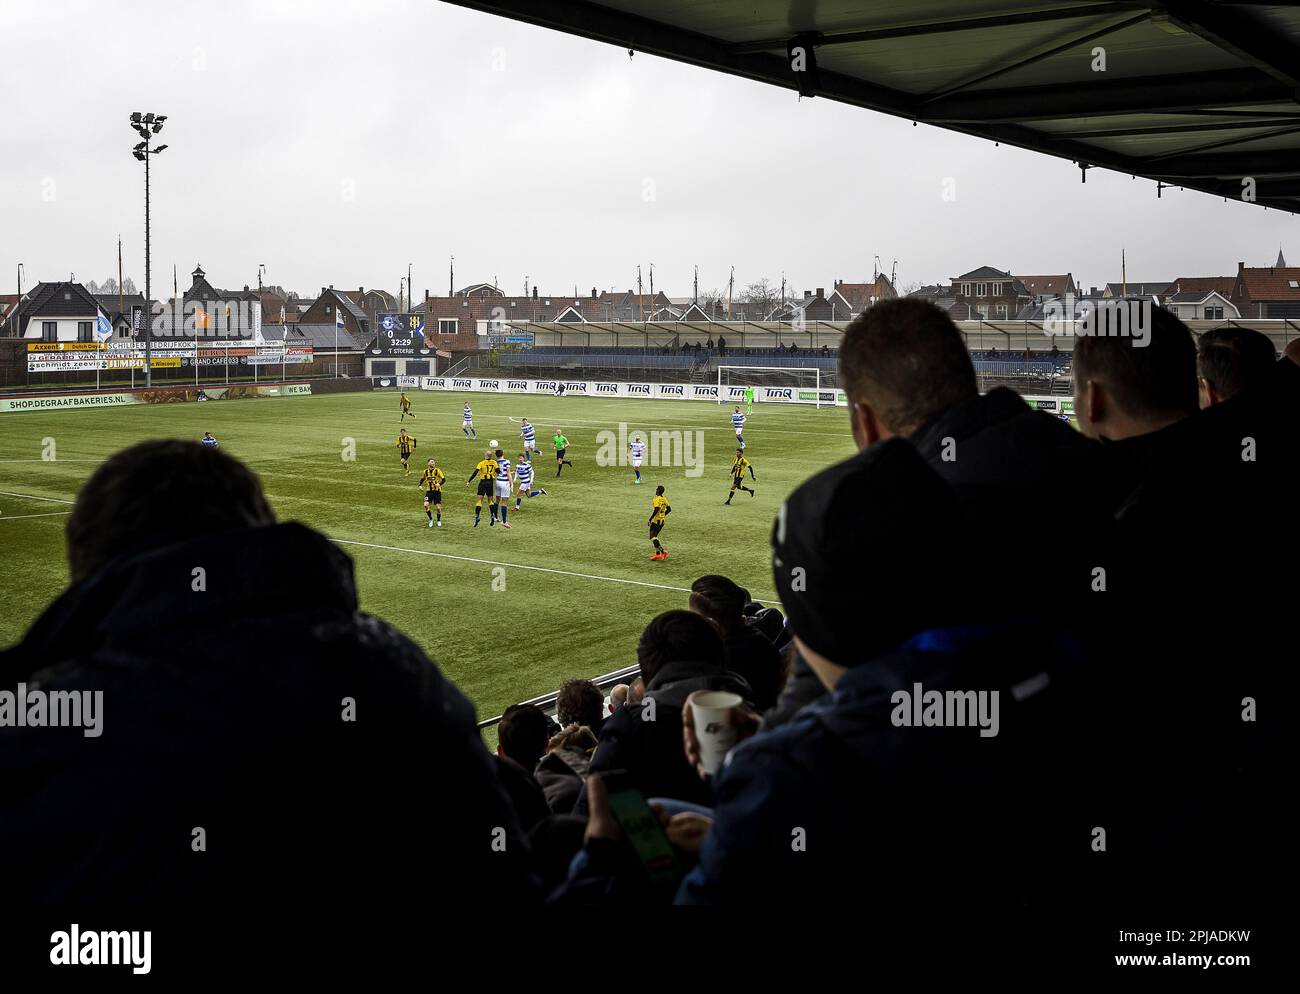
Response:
[[438, 319, 458, 335], [997, 304, 1008, 319], [976, 283, 987, 296], [42, 321, 57, 342], [962, 283, 971, 296], [1204, 306, 1224, 320], [405, 360, 430, 376], [77, 321, 93, 342]]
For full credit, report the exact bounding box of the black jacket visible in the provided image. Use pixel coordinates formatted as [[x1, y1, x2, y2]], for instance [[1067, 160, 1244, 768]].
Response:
[[585, 661, 753, 809], [721, 626, 784, 712], [534, 746, 592, 815], [0, 522, 537, 908]]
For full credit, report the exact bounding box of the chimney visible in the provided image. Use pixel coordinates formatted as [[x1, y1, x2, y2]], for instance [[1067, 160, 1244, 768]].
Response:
[[804, 290, 812, 299], [1237, 261, 1245, 273], [359, 286, 364, 294], [532, 286, 538, 300], [815, 287, 824, 297], [591, 286, 597, 299]]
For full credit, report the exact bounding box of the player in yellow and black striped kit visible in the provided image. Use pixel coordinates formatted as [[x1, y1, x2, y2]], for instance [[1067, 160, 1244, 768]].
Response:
[[648, 485, 671, 561], [396, 429, 417, 475], [725, 449, 756, 504], [419, 459, 445, 528], [466, 450, 498, 527]]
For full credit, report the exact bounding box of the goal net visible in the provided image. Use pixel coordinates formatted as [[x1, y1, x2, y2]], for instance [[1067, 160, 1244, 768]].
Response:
[[717, 366, 823, 406]]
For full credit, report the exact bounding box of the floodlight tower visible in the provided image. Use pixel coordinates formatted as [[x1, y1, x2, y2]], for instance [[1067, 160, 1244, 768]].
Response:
[[130, 112, 168, 385]]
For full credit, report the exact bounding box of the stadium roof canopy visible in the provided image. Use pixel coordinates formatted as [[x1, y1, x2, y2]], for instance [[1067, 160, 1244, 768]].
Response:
[[446, 0, 1300, 214]]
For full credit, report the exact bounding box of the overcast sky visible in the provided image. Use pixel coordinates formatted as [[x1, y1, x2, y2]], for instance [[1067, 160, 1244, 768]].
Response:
[[2, 0, 1295, 302]]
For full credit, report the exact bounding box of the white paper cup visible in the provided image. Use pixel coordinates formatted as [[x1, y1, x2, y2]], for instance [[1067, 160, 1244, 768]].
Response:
[[691, 691, 743, 775]]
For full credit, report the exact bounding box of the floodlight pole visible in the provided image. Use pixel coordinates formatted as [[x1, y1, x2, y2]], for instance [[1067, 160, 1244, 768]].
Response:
[[144, 140, 152, 385]]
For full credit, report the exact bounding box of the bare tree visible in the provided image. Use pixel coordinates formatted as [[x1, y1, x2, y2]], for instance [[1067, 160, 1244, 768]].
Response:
[[100, 277, 118, 295], [122, 277, 137, 295], [85, 280, 100, 294], [741, 277, 780, 317], [697, 287, 724, 316]]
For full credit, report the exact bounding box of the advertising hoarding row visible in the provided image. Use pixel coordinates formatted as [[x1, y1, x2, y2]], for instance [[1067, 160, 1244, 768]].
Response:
[[414, 376, 848, 407]]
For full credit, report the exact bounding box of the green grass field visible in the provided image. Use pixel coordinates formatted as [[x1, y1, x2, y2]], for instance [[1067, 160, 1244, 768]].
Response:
[[0, 390, 854, 721]]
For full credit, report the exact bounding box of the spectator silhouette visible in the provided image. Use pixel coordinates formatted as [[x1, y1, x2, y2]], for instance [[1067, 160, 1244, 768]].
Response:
[[0, 440, 538, 908]]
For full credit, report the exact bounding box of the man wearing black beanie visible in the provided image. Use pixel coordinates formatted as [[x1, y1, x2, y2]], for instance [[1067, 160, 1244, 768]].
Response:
[[676, 438, 1085, 909]]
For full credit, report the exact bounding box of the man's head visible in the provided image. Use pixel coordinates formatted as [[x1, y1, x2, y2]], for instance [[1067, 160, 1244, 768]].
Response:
[[688, 574, 747, 633], [556, 679, 605, 729], [1196, 326, 1277, 408], [426, 458, 435, 469], [399, 428, 407, 435], [838, 299, 978, 449], [494, 449, 503, 458], [496, 703, 549, 770], [636, 609, 724, 685], [772, 438, 975, 688], [66, 440, 276, 584], [1072, 306, 1197, 440], [655, 485, 665, 496], [609, 684, 630, 712], [735, 448, 743, 457]]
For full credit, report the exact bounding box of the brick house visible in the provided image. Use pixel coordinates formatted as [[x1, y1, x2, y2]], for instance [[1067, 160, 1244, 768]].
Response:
[[1231, 253, 1300, 318], [831, 274, 897, 317], [949, 267, 1031, 320], [299, 286, 373, 345], [420, 284, 611, 350], [1014, 274, 1077, 305]]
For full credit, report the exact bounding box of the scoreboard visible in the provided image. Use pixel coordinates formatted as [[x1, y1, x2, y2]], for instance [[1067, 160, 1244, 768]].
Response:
[[373, 313, 431, 356]]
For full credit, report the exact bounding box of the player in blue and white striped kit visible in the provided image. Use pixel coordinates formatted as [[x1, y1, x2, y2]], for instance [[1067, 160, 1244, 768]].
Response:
[[201, 432, 219, 449], [731, 407, 747, 450], [627, 434, 646, 484], [520, 418, 539, 457], [513, 452, 547, 510], [493, 449, 512, 528], [462, 404, 477, 439]]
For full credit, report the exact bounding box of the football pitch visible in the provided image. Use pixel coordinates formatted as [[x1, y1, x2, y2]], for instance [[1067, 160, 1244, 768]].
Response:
[[0, 390, 854, 721]]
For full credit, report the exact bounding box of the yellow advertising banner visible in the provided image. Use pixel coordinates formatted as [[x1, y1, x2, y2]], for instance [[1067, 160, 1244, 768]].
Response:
[[27, 342, 107, 352]]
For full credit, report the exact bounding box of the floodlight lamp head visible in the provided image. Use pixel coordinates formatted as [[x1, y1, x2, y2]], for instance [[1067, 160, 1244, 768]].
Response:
[[130, 112, 142, 124], [154, 144, 168, 153], [143, 113, 155, 124]]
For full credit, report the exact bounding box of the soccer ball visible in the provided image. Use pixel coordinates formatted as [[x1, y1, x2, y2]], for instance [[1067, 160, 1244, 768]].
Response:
[[489, 439, 499, 448]]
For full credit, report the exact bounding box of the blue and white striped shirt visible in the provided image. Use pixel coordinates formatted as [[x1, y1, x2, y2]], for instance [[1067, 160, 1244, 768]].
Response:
[[201, 436, 218, 448], [731, 412, 746, 430], [495, 458, 512, 481], [463, 405, 473, 420], [522, 422, 536, 444], [516, 461, 533, 486], [629, 441, 646, 460]]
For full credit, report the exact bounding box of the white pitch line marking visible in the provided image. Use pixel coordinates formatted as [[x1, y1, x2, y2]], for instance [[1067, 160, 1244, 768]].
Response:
[[0, 510, 72, 520], [0, 491, 76, 504], [332, 537, 780, 604]]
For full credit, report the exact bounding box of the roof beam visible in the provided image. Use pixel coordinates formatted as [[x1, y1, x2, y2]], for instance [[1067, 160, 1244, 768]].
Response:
[[921, 69, 1290, 122], [1144, 1, 1300, 88], [1068, 117, 1300, 138], [727, 3, 1147, 54], [920, 11, 1151, 102]]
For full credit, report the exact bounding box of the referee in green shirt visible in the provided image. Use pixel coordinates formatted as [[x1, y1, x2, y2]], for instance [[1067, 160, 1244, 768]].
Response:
[[553, 431, 573, 477], [744, 385, 755, 414]]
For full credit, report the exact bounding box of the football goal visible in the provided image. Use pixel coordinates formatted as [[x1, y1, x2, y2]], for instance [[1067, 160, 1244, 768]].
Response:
[[717, 366, 823, 407]]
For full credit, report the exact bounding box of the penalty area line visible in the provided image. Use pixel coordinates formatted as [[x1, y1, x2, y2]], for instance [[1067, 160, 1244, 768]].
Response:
[[331, 537, 780, 604], [0, 490, 76, 504]]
